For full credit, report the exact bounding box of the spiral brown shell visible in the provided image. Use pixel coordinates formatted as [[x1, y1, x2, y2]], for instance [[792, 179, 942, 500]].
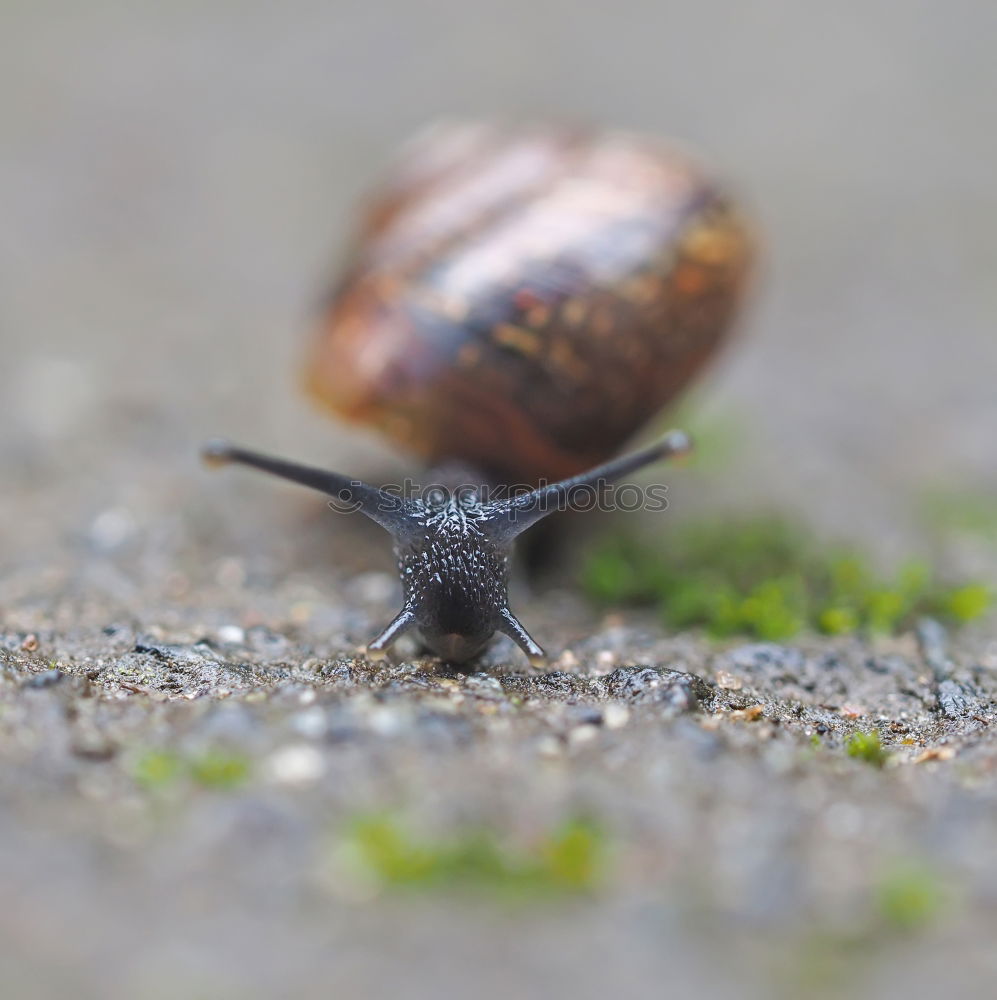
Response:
[[306, 120, 753, 483]]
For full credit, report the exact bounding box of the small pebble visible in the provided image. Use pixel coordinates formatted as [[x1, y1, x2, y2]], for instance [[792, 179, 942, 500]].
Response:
[[292, 707, 328, 739], [21, 634, 39, 653], [368, 706, 403, 736], [569, 724, 599, 747], [217, 625, 245, 645], [730, 704, 764, 722], [266, 745, 325, 786], [246, 625, 289, 655], [557, 650, 580, 671], [466, 674, 503, 698], [914, 746, 956, 763], [715, 670, 742, 690], [595, 650, 616, 672], [602, 704, 630, 730], [89, 507, 135, 551]]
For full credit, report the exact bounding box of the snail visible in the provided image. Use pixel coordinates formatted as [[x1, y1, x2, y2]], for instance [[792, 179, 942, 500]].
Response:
[[204, 120, 752, 665]]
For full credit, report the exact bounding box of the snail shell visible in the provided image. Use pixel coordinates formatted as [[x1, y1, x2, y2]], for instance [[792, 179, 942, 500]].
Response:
[[306, 120, 752, 483]]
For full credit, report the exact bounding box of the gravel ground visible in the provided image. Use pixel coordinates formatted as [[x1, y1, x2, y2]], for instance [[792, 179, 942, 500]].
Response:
[[3, 2, 997, 998]]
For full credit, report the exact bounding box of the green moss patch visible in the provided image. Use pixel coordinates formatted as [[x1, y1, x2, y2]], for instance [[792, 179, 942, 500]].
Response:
[[846, 730, 890, 768], [337, 814, 606, 898], [133, 748, 251, 792], [874, 863, 946, 932], [582, 516, 991, 641], [921, 489, 997, 542], [132, 749, 185, 791]]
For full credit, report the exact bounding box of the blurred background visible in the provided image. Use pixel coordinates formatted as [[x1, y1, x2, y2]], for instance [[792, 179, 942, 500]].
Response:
[[3, 0, 997, 569], [3, 3, 997, 999]]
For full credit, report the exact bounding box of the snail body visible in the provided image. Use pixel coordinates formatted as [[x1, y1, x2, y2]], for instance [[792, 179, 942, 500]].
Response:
[[204, 432, 691, 665], [205, 121, 752, 665]]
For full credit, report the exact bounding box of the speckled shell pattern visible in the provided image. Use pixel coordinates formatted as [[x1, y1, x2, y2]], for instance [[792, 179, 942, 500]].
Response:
[[306, 120, 752, 483]]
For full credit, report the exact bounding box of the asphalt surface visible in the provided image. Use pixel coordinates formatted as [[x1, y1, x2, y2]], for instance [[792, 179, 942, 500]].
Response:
[[3, 2, 997, 997]]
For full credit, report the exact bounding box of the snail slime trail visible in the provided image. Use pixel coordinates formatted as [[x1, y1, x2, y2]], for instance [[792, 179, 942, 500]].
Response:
[[204, 120, 752, 665]]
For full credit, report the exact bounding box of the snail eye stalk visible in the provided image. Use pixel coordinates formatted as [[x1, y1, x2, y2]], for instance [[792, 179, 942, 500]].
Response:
[[480, 429, 692, 541], [201, 440, 417, 539]]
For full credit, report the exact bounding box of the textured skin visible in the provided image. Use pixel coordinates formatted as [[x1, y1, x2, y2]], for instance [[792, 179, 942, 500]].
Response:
[[394, 491, 512, 661], [306, 120, 752, 482]]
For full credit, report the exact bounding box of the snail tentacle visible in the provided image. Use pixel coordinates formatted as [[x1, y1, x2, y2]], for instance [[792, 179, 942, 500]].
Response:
[[366, 607, 417, 660], [496, 607, 546, 668], [201, 440, 416, 537], [484, 429, 692, 541]]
